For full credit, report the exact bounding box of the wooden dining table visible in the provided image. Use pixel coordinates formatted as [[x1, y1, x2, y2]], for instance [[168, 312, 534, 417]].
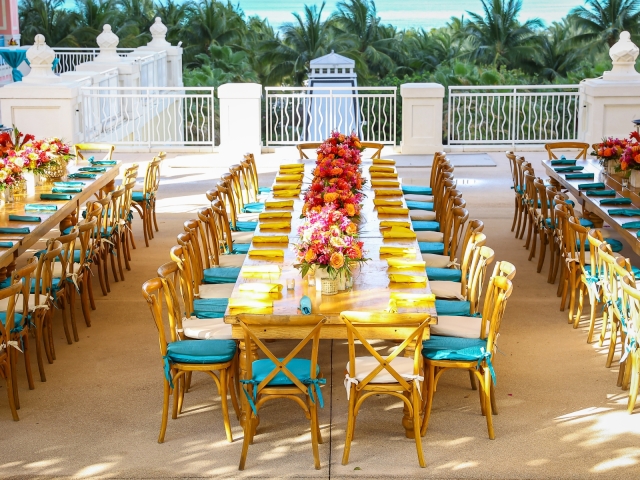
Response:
[[0, 161, 121, 280], [224, 160, 437, 439], [542, 158, 640, 255]]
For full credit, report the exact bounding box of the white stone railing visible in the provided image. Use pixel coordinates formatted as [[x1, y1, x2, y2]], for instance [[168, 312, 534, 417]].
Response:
[[447, 85, 581, 146], [264, 86, 397, 145]]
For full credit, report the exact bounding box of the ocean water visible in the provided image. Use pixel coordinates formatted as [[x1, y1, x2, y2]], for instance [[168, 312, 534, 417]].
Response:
[[234, 0, 582, 30]]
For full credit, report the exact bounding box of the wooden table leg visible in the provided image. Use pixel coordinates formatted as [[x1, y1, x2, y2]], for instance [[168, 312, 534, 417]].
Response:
[[238, 339, 259, 440], [402, 339, 418, 439]]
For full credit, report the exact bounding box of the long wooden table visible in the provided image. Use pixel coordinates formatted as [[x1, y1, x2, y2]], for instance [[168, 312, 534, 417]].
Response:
[[224, 160, 437, 439], [542, 158, 640, 255], [0, 161, 121, 279]]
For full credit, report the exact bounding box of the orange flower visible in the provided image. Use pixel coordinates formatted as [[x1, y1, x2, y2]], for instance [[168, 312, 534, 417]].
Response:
[[345, 204, 356, 216], [603, 147, 613, 157], [330, 252, 344, 269], [324, 192, 338, 203], [305, 249, 316, 262], [345, 222, 357, 235]]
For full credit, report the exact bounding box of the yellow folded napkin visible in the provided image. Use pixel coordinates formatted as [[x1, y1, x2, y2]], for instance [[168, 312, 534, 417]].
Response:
[[378, 206, 409, 215], [241, 265, 282, 278], [373, 159, 396, 165], [370, 172, 398, 179], [386, 258, 426, 269], [371, 180, 400, 188], [374, 198, 402, 206], [252, 235, 289, 243], [382, 227, 417, 239], [276, 174, 303, 182], [265, 200, 294, 209], [228, 298, 274, 314], [380, 220, 411, 229], [280, 163, 305, 170], [374, 189, 404, 196], [260, 221, 291, 230], [248, 249, 285, 258], [380, 246, 416, 257], [259, 212, 292, 220], [369, 166, 396, 173], [239, 283, 283, 293], [273, 189, 301, 197], [390, 292, 436, 306], [273, 183, 302, 190], [388, 274, 427, 284]]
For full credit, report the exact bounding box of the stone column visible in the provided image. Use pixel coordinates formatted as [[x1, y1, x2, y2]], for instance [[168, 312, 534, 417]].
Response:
[[400, 83, 444, 154], [217, 83, 262, 156], [580, 31, 640, 143]]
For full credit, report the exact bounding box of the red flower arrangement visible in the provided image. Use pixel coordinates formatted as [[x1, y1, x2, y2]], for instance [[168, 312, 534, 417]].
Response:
[[620, 131, 640, 171], [592, 135, 633, 167]]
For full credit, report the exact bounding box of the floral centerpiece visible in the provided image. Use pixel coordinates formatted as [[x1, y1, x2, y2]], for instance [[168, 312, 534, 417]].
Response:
[[0, 156, 24, 191], [294, 205, 367, 282], [592, 135, 633, 174]]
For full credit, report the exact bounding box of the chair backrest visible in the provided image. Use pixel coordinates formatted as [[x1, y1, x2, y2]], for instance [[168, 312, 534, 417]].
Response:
[[0, 283, 23, 341], [142, 277, 183, 358], [157, 260, 191, 340], [48, 229, 79, 283], [210, 199, 236, 256], [74, 216, 99, 276], [74, 143, 115, 162], [450, 219, 484, 262], [514, 156, 527, 195], [430, 152, 446, 188], [197, 206, 224, 265], [466, 245, 496, 313], [123, 163, 139, 184], [229, 163, 250, 208], [143, 157, 162, 197], [105, 187, 127, 236], [176, 231, 205, 292], [545, 142, 590, 160], [240, 157, 259, 203], [340, 312, 431, 393], [567, 216, 590, 275], [442, 205, 468, 258], [91, 194, 112, 246], [297, 142, 321, 159], [217, 179, 240, 229], [11, 259, 37, 325], [360, 142, 384, 159], [183, 218, 212, 272], [554, 203, 571, 259], [459, 232, 487, 288], [170, 244, 199, 306], [621, 275, 640, 358], [598, 243, 629, 325], [481, 275, 514, 353], [34, 241, 63, 308], [534, 178, 550, 224]]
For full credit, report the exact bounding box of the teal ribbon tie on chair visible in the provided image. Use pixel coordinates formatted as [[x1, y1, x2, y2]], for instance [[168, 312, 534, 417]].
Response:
[[162, 355, 174, 388]]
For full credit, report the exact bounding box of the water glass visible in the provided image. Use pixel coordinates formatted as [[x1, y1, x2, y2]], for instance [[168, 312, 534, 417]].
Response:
[[287, 278, 295, 291]]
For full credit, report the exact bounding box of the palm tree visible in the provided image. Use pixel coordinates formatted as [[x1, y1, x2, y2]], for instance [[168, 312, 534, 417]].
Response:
[[154, 0, 193, 45], [465, 0, 543, 69], [570, 0, 640, 47], [18, 0, 79, 46], [70, 0, 121, 47], [535, 20, 584, 81], [185, 44, 258, 87]]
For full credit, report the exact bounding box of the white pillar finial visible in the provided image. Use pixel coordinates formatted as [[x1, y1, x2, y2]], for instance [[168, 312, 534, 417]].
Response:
[[95, 24, 121, 63], [603, 31, 640, 82], [148, 17, 171, 48], [22, 34, 59, 84]]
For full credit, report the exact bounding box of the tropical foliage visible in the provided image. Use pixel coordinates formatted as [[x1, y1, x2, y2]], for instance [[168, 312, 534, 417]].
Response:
[[17, 0, 640, 87]]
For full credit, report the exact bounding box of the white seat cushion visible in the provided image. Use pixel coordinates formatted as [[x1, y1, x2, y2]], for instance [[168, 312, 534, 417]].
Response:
[[404, 194, 434, 203], [422, 254, 456, 268], [431, 315, 482, 338], [416, 231, 444, 242], [237, 212, 260, 222], [231, 231, 255, 243], [345, 356, 415, 384], [182, 317, 232, 340], [0, 293, 37, 312], [219, 254, 246, 267], [52, 262, 65, 278], [429, 280, 464, 300], [198, 283, 235, 299], [410, 210, 436, 221]]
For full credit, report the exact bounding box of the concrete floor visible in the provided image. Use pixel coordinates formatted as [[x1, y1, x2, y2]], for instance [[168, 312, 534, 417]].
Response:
[[1, 150, 640, 479]]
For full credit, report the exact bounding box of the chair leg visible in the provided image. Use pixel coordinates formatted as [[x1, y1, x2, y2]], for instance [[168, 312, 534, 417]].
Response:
[[617, 332, 627, 387], [87, 270, 97, 310], [33, 320, 46, 382], [22, 334, 34, 390], [511, 197, 519, 232], [599, 307, 610, 347], [412, 388, 426, 467], [4, 363, 19, 421], [341, 386, 357, 465], [524, 213, 533, 248], [103, 249, 111, 292], [568, 269, 578, 324], [171, 372, 180, 419], [68, 288, 79, 342], [586, 295, 599, 344], [483, 369, 495, 440], [628, 355, 639, 414], [80, 275, 92, 327], [58, 299, 73, 345], [219, 368, 233, 443], [490, 381, 498, 415], [536, 229, 547, 273], [11, 347, 19, 409], [468, 370, 477, 390], [606, 322, 618, 368], [309, 400, 321, 470], [115, 237, 125, 281], [574, 283, 586, 329], [152, 199, 159, 232], [547, 240, 556, 283], [420, 363, 436, 437], [527, 222, 537, 260], [158, 379, 171, 443]]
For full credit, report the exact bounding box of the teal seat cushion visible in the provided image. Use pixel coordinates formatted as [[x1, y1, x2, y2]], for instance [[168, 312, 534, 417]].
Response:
[[579, 218, 594, 228], [231, 243, 251, 254], [30, 278, 62, 294], [231, 221, 258, 232], [577, 238, 623, 253], [62, 226, 74, 235], [0, 312, 24, 332], [203, 267, 240, 284], [632, 265, 640, 279], [406, 200, 434, 211], [544, 218, 555, 229], [35, 249, 84, 263], [411, 221, 440, 232], [422, 336, 488, 362], [435, 299, 471, 316], [251, 358, 320, 385], [166, 339, 236, 364], [193, 298, 228, 319], [242, 202, 265, 214], [419, 242, 444, 255], [402, 185, 432, 196], [132, 191, 150, 202], [426, 267, 462, 282]]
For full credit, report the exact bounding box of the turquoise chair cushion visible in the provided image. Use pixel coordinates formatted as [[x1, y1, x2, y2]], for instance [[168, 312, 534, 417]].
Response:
[[259, 187, 271, 194], [632, 265, 640, 279], [435, 299, 471, 316], [231, 221, 258, 232], [203, 267, 240, 284], [62, 226, 74, 235], [422, 336, 488, 361], [250, 358, 320, 385], [231, 243, 251, 254], [419, 242, 444, 255], [132, 191, 150, 202], [242, 202, 265, 214], [166, 339, 236, 364], [35, 249, 84, 263], [579, 218, 594, 228], [0, 312, 24, 332], [411, 221, 440, 232], [402, 185, 432, 196], [426, 267, 462, 282], [30, 278, 62, 294], [0, 278, 11, 289], [544, 218, 555, 229], [577, 238, 623, 253], [193, 298, 228, 319], [406, 200, 434, 211]]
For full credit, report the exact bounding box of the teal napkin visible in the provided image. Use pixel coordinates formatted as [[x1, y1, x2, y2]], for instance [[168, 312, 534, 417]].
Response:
[[78, 167, 107, 173], [68, 173, 97, 179], [53, 181, 84, 187], [89, 160, 117, 166], [600, 198, 632, 205], [578, 182, 605, 190], [622, 221, 640, 229], [300, 295, 312, 315], [52, 187, 82, 193], [8, 214, 41, 223], [41, 193, 72, 200], [566, 173, 594, 180], [25, 204, 57, 211], [608, 209, 640, 216], [0, 227, 30, 234], [0, 241, 14, 248], [585, 190, 616, 197], [551, 159, 577, 166], [554, 166, 584, 173]]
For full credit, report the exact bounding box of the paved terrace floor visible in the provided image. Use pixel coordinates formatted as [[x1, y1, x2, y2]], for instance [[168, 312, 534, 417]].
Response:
[[1, 149, 640, 479]]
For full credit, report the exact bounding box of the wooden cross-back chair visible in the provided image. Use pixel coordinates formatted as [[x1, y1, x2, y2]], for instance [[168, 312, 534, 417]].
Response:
[[0, 282, 24, 420], [120, 179, 137, 264], [132, 156, 162, 246], [506, 151, 523, 235], [72, 216, 99, 330], [620, 275, 640, 413], [340, 311, 431, 468], [545, 142, 590, 160], [534, 178, 553, 275], [48, 229, 79, 345], [142, 277, 237, 444], [434, 204, 468, 260], [421, 267, 515, 440], [89, 194, 112, 295], [514, 156, 529, 238], [296, 142, 384, 160], [523, 168, 539, 253], [579, 229, 607, 343], [74, 143, 115, 162], [237, 314, 328, 470]]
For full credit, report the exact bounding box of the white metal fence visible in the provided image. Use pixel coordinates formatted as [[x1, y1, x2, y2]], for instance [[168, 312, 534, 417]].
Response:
[[52, 48, 136, 74], [447, 85, 581, 145], [265, 86, 397, 145], [80, 87, 215, 147]]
